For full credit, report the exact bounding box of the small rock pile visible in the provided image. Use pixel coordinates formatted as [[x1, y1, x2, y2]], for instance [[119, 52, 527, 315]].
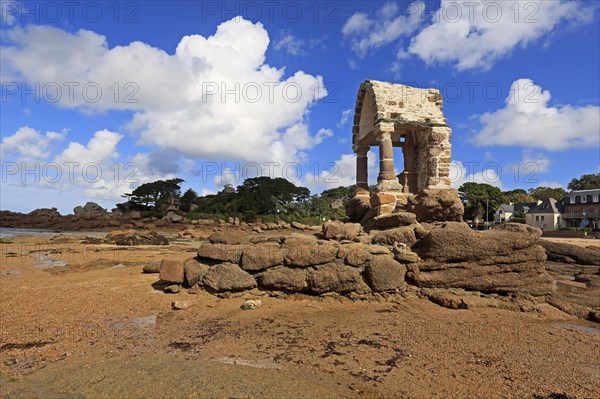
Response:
[[102, 229, 169, 245]]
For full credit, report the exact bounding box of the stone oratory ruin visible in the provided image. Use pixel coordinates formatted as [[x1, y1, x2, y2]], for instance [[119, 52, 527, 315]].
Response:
[[154, 80, 555, 304], [352, 79, 451, 194], [346, 80, 463, 225]]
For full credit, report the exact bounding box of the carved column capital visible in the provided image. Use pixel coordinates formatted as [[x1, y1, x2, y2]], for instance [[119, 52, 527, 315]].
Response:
[[355, 146, 369, 157], [375, 121, 395, 134]]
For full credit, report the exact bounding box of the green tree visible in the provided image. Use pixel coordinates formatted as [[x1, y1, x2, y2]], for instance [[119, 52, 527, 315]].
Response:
[[320, 185, 356, 201], [528, 186, 568, 202], [179, 188, 198, 212], [236, 177, 310, 215], [502, 189, 535, 204], [567, 173, 600, 191], [459, 182, 504, 222], [313, 185, 356, 221], [511, 210, 526, 224], [121, 178, 185, 210]]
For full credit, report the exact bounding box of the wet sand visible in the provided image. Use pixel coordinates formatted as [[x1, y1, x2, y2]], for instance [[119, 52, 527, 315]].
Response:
[[541, 236, 600, 249], [1, 234, 599, 398]]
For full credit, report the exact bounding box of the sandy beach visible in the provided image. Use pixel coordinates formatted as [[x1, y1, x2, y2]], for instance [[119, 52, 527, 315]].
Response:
[[1, 231, 599, 399]]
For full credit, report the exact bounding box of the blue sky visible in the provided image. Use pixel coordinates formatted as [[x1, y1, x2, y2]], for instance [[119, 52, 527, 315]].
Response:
[[1, 0, 599, 213]]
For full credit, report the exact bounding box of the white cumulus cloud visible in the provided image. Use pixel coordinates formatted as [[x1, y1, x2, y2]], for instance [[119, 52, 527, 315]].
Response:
[[342, 1, 425, 58], [304, 151, 377, 193], [408, 0, 594, 71], [273, 31, 324, 57], [450, 160, 503, 190], [1, 126, 178, 203], [472, 79, 600, 150], [274, 32, 306, 56], [337, 109, 353, 128], [518, 149, 552, 174], [0, 126, 65, 160], [1, 18, 329, 164]]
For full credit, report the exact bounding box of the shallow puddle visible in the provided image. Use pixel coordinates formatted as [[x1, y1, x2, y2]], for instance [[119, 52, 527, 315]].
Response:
[[33, 254, 67, 268], [559, 323, 600, 334], [213, 356, 286, 370]]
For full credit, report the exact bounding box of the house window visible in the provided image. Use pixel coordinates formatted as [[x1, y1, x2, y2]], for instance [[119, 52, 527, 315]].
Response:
[[582, 196, 587, 203], [575, 196, 581, 204], [594, 195, 599, 202], [541, 215, 545, 221]]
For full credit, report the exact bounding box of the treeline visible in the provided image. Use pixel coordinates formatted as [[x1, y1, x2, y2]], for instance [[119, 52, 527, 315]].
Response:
[[117, 176, 355, 224], [116, 173, 599, 224]]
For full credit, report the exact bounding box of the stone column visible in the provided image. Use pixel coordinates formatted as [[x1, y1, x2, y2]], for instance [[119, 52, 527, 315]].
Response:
[[375, 123, 402, 192], [424, 126, 452, 189], [399, 131, 419, 194], [355, 146, 369, 190]]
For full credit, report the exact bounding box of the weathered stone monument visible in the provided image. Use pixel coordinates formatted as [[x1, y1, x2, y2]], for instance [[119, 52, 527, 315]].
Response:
[[153, 80, 557, 309], [346, 80, 463, 224]]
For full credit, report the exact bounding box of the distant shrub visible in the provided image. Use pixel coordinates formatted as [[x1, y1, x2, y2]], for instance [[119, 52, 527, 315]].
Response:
[[559, 227, 592, 232], [187, 213, 201, 220]]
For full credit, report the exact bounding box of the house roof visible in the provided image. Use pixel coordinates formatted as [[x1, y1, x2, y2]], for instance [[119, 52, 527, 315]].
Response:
[[497, 202, 537, 213], [527, 198, 564, 214], [514, 202, 537, 213], [568, 189, 600, 197]]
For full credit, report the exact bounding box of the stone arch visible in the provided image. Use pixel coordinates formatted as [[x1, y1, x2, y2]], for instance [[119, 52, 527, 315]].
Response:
[[351, 80, 452, 195]]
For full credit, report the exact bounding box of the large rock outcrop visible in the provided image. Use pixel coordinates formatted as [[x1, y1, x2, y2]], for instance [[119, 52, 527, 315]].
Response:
[[409, 223, 554, 296], [73, 202, 106, 218], [152, 221, 555, 301], [405, 188, 464, 223], [322, 221, 362, 241], [202, 263, 257, 292], [371, 226, 418, 246], [345, 196, 371, 223], [307, 265, 368, 294], [365, 256, 406, 292], [539, 240, 600, 266]]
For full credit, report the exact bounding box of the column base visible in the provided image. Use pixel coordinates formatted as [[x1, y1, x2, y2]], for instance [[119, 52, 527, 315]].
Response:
[[398, 171, 419, 194], [369, 191, 411, 216], [352, 188, 370, 198], [375, 179, 403, 193]]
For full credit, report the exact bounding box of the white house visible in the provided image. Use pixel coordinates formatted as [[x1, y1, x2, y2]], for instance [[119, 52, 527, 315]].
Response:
[[494, 201, 539, 223], [525, 198, 565, 231]]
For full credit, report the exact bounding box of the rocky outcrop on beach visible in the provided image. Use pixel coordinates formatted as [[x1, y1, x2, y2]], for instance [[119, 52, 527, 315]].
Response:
[[539, 240, 600, 266], [0, 208, 180, 231], [103, 229, 169, 246], [155, 220, 554, 301], [73, 202, 106, 218], [405, 188, 465, 223], [0, 208, 322, 233], [409, 222, 553, 296]]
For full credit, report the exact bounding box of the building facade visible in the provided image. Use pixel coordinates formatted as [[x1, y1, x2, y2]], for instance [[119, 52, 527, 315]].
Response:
[[563, 189, 600, 229], [494, 202, 538, 223], [525, 198, 564, 231]]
